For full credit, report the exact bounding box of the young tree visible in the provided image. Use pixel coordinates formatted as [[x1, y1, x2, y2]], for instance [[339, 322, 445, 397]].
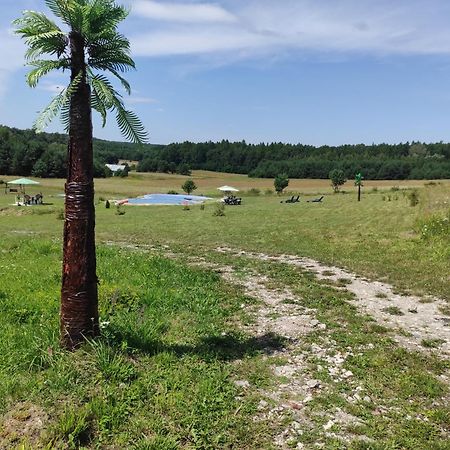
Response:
[[329, 169, 346, 193], [274, 173, 289, 194], [182, 179, 197, 194], [15, 0, 147, 350]]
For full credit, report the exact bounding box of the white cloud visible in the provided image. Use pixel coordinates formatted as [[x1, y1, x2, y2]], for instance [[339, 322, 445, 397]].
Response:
[[125, 95, 158, 104], [131, 0, 236, 23], [129, 0, 450, 59], [131, 26, 274, 56], [0, 30, 25, 98]]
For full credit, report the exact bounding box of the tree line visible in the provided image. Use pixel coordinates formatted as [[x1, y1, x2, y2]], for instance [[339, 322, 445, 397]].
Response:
[[1, 125, 449, 179], [138, 140, 450, 180], [0, 125, 159, 178]]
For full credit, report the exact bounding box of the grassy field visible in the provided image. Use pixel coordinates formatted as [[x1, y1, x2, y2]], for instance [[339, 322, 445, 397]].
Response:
[[1, 172, 449, 300], [0, 171, 449, 448]]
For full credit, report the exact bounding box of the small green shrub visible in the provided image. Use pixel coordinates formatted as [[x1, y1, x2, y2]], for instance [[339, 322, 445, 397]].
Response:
[[247, 188, 261, 196], [167, 190, 178, 195], [408, 189, 419, 207], [200, 203, 205, 210], [265, 189, 274, 195], [115, 205, 126, 215], [213, 202, 225, 216], [105, 199, 110, 209], [391, 186, 400, 192]]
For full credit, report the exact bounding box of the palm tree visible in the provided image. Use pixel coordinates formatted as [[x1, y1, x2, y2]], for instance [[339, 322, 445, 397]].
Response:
[[15, 0, 147, 350]]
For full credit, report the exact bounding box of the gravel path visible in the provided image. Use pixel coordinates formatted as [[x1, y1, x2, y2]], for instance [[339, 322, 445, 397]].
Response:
[[216, 247, 450, 359]]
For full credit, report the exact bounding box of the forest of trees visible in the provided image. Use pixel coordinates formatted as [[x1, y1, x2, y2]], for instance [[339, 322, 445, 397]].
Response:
[[139, 140, 450, 180], [0, 125, 161, 178], [1, 125, 450, 179]]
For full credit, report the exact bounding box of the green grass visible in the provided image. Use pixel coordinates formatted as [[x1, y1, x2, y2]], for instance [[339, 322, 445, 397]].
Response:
[[0, 173, 449, 448], [1, 175, 448, 300], [0, 239, 275, 448]]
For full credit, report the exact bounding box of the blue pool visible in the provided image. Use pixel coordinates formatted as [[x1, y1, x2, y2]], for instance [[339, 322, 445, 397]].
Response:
[[125, 194, 212, 205]]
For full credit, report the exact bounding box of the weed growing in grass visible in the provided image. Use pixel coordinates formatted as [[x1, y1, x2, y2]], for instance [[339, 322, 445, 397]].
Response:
[[416, 210, 450, 240], [336, 277, 352, 286], [375, 292, 388, 299], [213, 202, 226, 216], [382, 306, 404, 316], [421, 339, 445, 348], [49, 405, 93, 448], [115, 204, 126, 215], [408, 189, 420, 206], [321, 270, 335, 276]]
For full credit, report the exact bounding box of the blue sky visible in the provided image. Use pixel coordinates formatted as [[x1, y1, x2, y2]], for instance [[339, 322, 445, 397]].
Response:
[[2, 0, 450, 145]]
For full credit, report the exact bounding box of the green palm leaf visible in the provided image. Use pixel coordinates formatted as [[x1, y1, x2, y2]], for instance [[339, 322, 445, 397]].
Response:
[[115, 106, 148, 145], [34, 71, 82, 132], [27, 59, 70, 87]]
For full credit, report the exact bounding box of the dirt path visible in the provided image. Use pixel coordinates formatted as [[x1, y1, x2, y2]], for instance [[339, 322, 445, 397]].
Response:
[[216, 247, 450, 359], [110, 241, 449, 447], [189, 259, 373, 448]]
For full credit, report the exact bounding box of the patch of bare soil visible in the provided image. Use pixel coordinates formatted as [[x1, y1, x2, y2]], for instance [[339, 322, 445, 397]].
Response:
[[216, 247, 450, 359], [0, 402, 48, 449]]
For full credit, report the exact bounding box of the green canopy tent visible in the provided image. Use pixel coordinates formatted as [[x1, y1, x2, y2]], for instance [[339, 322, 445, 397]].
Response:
[[5, 178, 40, 195]]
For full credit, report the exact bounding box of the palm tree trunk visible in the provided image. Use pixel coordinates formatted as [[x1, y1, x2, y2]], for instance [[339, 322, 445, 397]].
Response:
[[60, 31, 99, 349]]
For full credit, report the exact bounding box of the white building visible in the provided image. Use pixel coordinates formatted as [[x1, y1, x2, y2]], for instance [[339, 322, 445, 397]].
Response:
[[105, 164, 126, 173]]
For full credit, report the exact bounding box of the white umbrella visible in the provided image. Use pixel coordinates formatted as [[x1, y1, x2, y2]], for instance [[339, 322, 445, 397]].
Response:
[[217, 185, 239, 192]]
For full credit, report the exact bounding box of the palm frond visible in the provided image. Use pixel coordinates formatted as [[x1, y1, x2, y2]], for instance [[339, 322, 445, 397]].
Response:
[[14, 10, 67, 59], [26, 59, 70, 87], [44, 0, 77, 29], [88, 72, 147, 143], [83, 2, 128, 38], [33, 72, 82, 132], [90, 73, 117, 109], [87, 32, 134, 73], [60, 102, 71, 132], [88, 52, 135, 73], [91, 90, 108, 127], [107, 68, 131, 94], [114, 104, 148, 144]]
